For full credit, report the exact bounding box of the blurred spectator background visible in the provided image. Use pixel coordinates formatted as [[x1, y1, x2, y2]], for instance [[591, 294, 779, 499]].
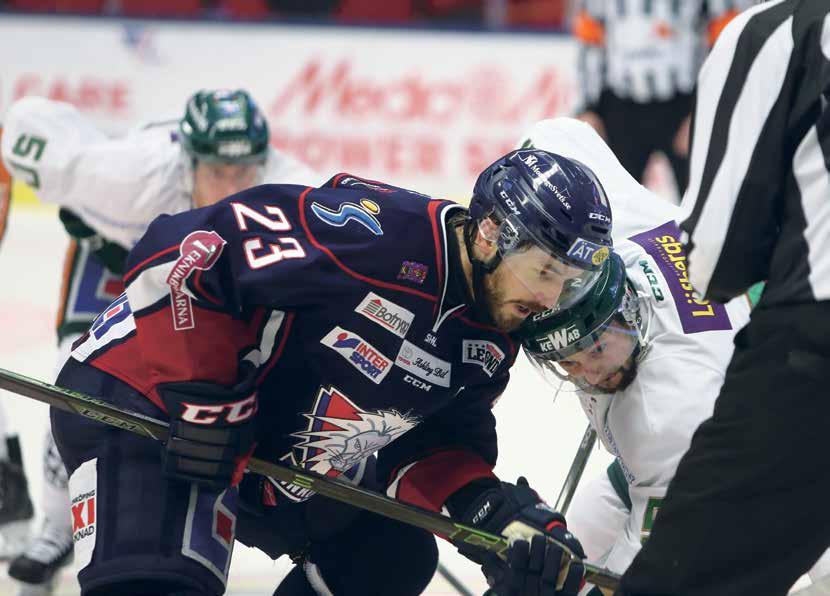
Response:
[[0, 0, 570, 28]]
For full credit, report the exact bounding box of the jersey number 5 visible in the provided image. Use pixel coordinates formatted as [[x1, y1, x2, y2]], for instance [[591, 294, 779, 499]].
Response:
[[231, 202, 306, 270], [9, 133, 47, 189]]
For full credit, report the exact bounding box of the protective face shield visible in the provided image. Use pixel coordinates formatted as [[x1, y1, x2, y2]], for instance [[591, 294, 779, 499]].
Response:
[[519, 252, 650, 395], [478, 209, 610, 312], [528, 316, 642, 394]]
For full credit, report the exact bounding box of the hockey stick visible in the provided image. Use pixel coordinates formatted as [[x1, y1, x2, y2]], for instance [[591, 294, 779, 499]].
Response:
[[0, 366, 620, 591], [555, 423, 597, 514], [442, 423, 600, 596], [482, 423, 601, 596], [436, 562, 475, 596]]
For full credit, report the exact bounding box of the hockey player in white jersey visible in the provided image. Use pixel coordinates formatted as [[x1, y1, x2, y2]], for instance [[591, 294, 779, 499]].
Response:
[[514, 118, 750, 592], [0, 89, 321, 594]]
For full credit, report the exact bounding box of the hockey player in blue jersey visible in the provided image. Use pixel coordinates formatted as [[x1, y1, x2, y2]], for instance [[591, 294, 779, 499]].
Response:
[[50, 148, 613, 596]]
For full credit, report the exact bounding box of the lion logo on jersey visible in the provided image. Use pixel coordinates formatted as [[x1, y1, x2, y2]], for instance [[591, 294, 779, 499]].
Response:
[[292, 386, 419, 476]]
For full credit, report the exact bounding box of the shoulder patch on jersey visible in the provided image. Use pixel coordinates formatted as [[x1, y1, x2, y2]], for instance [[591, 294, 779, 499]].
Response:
[[166, 230, 227, 331], [310, 199, 383, 236], [397, 260, 428, 285], [629, 222, 731, 334], [354, 292, 414, 338]]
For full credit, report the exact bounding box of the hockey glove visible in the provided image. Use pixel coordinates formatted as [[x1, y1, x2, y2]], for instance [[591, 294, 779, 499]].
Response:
[[456, 476, 585, 596], [159, 380, 258, 490]]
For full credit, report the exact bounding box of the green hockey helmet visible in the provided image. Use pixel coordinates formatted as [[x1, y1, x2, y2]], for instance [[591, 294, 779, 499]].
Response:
[[179, 89, 269, 165], [518, 251, 650, 394]]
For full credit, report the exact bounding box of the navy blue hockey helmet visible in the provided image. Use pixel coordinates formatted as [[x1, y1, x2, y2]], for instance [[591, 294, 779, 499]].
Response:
[[468, 148, 613, 312]]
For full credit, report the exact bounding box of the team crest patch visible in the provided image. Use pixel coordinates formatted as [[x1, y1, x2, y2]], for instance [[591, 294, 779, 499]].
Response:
[[291, 386, 418, 477], [397, 261, 428, 285], [320, 326, 393, 384], [166, 230, 227, 331], [310, 199, 383, 236], [462, 340, 505, 377]]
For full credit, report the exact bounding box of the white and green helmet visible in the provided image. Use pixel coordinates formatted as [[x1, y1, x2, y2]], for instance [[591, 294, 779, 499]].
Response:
[[179, 89, 269, 164], [518, 252, 651, 393]]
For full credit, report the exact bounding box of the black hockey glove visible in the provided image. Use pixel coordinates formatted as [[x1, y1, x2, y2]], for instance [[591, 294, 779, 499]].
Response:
[[454, 476, 585, 596], [159, 381, 258, 491]]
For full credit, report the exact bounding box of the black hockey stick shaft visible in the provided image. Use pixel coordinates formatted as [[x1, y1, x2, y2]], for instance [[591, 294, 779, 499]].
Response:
[[0, 366, 620, 591], [437, 562, 475, 596], [555, 423, 597, 514]]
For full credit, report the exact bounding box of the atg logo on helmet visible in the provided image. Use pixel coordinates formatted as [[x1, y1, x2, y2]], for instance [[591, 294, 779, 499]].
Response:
[[567, 238, 609, 268]]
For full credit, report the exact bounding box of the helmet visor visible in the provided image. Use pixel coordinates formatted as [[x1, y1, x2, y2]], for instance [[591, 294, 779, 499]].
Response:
[[480, 214, 608, 312], [525, 317, 640, 395]]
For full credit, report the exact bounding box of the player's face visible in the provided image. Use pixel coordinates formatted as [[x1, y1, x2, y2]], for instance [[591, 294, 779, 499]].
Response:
[[556, 320, 638, 392], [484, 246, 581, 332], [192, 162, 262, 208]]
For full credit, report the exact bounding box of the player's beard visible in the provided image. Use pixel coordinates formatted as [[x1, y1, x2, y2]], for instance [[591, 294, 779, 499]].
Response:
[[590, 356, 639, 395], [481, 267, 546, 333]]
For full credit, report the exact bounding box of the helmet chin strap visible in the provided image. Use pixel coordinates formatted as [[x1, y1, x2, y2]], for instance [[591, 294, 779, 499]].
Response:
[[462, 218, 501, 327]]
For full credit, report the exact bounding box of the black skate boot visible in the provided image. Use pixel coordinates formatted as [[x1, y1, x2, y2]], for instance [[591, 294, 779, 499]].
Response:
[[0, 435, 35, 560], [8, 516, 73, 587]]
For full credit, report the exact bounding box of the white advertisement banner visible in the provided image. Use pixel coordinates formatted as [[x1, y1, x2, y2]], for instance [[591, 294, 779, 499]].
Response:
[[0, 16, 579, 198]]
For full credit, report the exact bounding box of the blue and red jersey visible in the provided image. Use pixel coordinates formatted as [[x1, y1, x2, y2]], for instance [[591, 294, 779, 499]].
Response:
[[68, 174, 518, 511]]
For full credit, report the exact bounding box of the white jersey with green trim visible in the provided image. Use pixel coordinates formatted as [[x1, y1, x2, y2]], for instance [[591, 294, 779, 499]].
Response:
[[518, 117, 751, 573], [0, 96, 323, 251]]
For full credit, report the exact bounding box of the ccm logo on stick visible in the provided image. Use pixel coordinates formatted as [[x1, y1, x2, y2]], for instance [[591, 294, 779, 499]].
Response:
[[180, 394, 257, 424]]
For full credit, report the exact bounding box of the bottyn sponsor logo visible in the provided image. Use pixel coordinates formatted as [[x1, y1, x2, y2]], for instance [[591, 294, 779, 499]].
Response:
[[355, 292, 414, 339], [321, 326, 392, 384], [462, 340, 505, 377]]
